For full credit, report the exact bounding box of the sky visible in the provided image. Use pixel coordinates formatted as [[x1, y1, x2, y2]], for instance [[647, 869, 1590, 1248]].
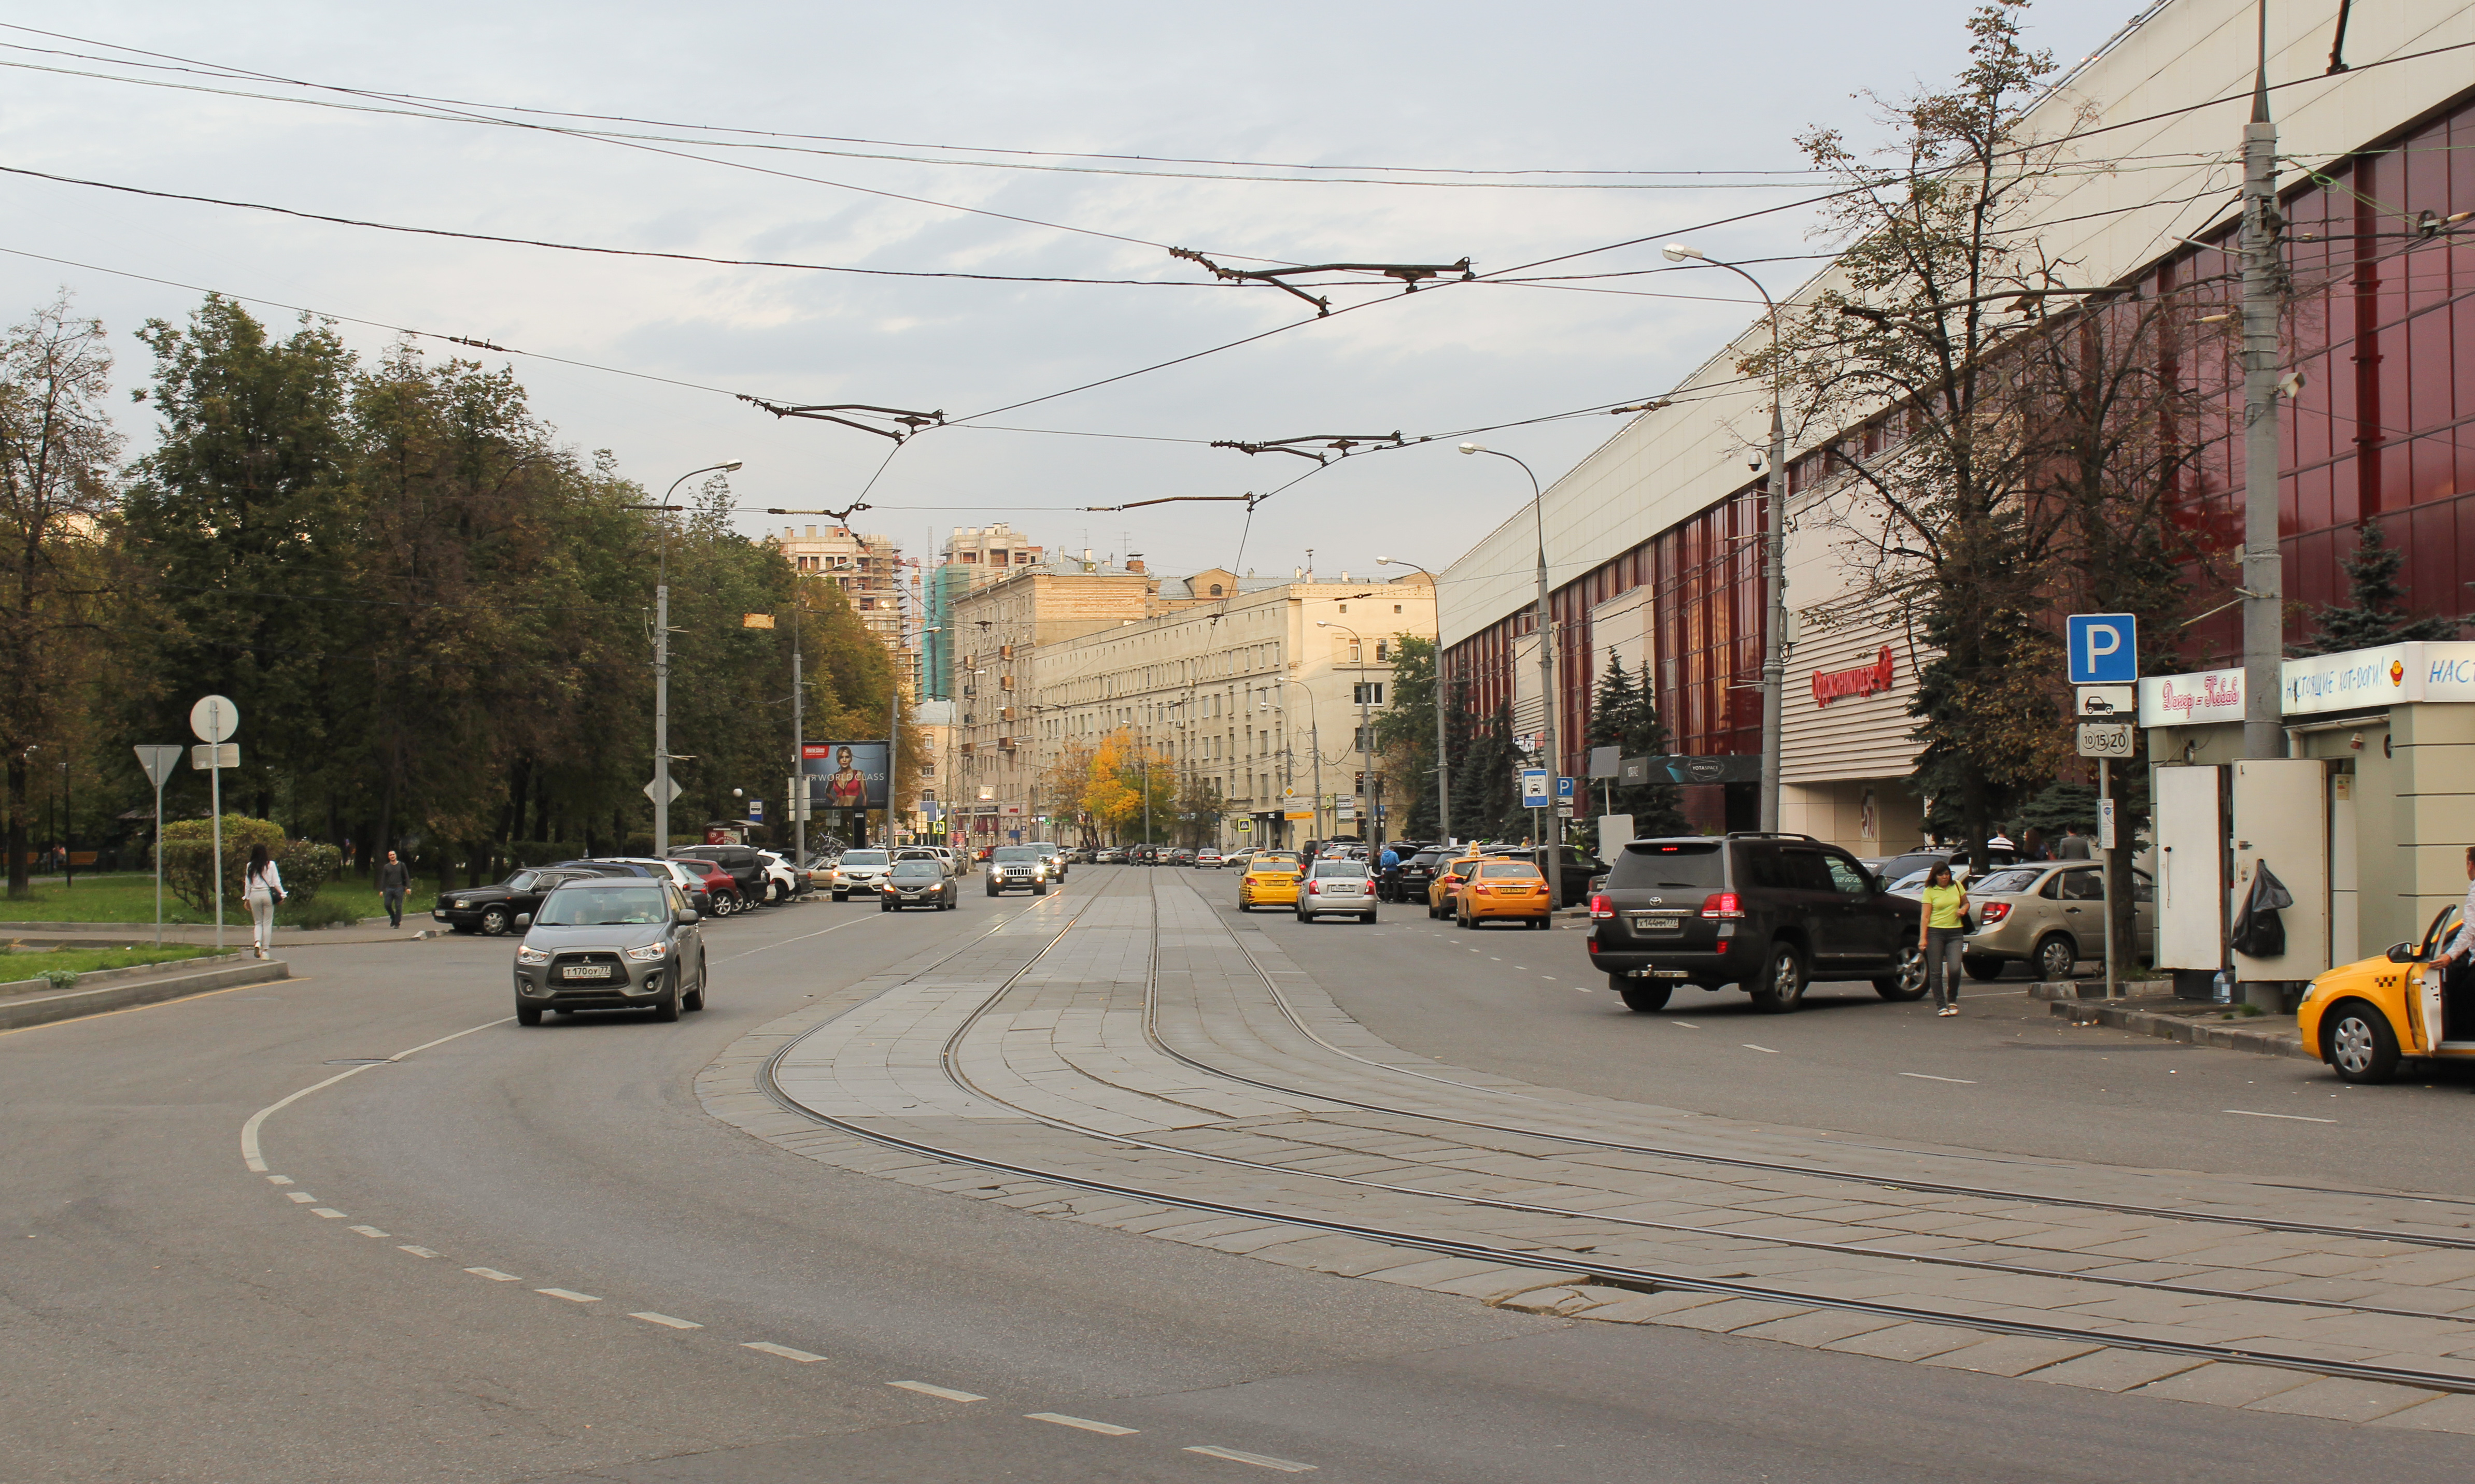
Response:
[[0, 0, 2141, 588]]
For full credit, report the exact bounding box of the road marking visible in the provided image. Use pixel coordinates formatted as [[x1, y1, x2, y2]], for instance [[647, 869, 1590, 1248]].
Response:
[[348, 1224, 389, 1237], [537, 1288, 601, 1303], [265, 1175, 293, 1185], [743, 1342, 826, 1363], [1185, 1445, 1317, 1472], [465, 1267, 521, 1281], [631, 1311, 702, 1329], [1742, 1044, 1779, 1054], [285, 1191, 316, 1203], [888, 1380, 984, 1402], [397, 1246, 439, 1259], [309, 1208, 347, 1218], [2225, 1109, 2338, 1123], [1673, 1021, 1700, 1028], [241, 1016, 512, 1172], [1028, 1412, 1138, 1435], [1899, 1073, 1977, 1085]]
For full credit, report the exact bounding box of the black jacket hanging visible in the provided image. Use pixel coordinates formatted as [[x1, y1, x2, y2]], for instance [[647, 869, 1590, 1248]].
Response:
[[2229, 860, 2293, 958]]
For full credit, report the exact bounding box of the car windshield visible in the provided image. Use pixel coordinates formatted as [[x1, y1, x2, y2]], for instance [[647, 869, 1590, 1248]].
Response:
[[1973, 868, 2044, 895], [503, 870, 539, 891], [1607, 841, 1724, 890], [536, 886, 671, 926], [890, 862, 942, 879], [1031, 843, 1058, 853], [841, 851, 889, 866], [1479, 861, 1542, 879], [995, 847, 1040, 862]]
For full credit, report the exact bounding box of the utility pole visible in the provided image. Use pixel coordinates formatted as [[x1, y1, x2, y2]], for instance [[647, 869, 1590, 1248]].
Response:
[[2240, 2, 2285, 760], [1373, 556, 1454, 846], [887, 683, 903, 846], [633, 461, 740, 859], [791, 595, 805, 868], [1459, 445, 1561, 912]]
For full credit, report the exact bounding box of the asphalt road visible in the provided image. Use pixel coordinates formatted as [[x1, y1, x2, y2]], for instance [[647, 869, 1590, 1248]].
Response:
[[6, 865, 2473, 1482]]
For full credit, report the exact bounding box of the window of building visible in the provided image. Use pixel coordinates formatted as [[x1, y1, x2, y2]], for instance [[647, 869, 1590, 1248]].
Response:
[[1352, 683, 1385, 705], [1210, 583, 1224, 596], [1394, 604, 1403, 613], [1375, 640, 1390, 661]]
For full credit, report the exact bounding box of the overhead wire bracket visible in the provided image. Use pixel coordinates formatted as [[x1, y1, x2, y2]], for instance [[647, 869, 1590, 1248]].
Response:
[[1168, 248, 1475, 316], [1208, 432, 1406, 463], [738, 396, 946, 442]]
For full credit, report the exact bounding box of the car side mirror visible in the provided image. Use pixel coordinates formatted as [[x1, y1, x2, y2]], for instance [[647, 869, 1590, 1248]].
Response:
[[676, 909, 700, 925], [514, 913, 532, 929], [2385, 941, 2418, 963]]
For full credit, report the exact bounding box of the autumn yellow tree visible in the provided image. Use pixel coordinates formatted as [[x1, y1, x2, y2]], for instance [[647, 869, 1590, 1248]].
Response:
[[1082, 727, 1175, 843]]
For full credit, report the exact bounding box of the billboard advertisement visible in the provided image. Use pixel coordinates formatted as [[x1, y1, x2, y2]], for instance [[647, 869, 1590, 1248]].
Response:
[[800, 741, 889, 811]]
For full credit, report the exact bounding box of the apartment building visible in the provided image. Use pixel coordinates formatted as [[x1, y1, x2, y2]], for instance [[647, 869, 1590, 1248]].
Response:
[[925, 523, 1047, 698], [777, 522, 908, 652]]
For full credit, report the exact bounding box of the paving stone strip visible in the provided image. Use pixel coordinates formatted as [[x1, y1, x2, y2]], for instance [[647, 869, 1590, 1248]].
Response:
[[697, 869, 2475, 1431]]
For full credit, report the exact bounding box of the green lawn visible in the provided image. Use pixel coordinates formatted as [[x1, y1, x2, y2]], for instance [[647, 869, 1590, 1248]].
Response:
[[2, 944, 225, 982], [0, 873, 392, 926]]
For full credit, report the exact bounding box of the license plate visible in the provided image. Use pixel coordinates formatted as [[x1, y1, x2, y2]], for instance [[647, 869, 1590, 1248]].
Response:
[[1631, 914, 1685, 932], [560, 964, 615, 981], [1650, 968, 1690, 979]]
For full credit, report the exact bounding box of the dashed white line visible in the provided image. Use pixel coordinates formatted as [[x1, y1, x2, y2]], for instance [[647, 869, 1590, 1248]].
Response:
[[631, 1311, 702, 1329], [285, 1192, 316, 1204], [265, 1175, 294, 1186], [1899, 1073, 1977, 1085], [397, 1245, 440, 1259], [1672, 1021, 1700, 1028], [465, 1267, 521, 1282], [888, 1380, 984, 1402], [1185, 1444, 1318, 1472], [743, 1342, 827, 1363], [1026, 1412, 1138, 1435], [309, 1208, 347, 1218], [537, 1288, 601, 1303], [348, 1224, 389, 1238], [2225, 1109, 2338, 1123], [1742, 1044, 1779, 1054]]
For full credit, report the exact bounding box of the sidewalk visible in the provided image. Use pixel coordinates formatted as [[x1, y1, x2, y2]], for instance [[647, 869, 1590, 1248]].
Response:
[[2031, 982, 2311, 1061]]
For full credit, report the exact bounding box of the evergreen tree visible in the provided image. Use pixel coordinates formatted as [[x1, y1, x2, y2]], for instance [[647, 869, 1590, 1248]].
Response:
[[1450, 695, 1518, 841], [1582, 653, 1685, 837], [2296, 517, 2466, 656]]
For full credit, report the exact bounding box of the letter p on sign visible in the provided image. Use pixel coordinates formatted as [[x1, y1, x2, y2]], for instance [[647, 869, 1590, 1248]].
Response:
[[2067, 613, 2138, 685]]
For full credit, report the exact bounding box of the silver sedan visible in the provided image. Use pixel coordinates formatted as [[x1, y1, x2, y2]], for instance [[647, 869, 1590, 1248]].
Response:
[[1961, 862, 2153, 981]]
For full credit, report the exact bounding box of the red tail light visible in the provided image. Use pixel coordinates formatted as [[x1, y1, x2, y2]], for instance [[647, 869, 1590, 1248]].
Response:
[[1700, 891, 1745, 919], [1589, 893, 1614, 919], [1307, 881, 1321, 894], [1978, 902, 2010, 925]]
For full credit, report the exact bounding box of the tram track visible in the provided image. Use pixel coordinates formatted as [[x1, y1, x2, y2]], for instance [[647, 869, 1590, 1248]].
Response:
[[754, 868, 2475, 1397]]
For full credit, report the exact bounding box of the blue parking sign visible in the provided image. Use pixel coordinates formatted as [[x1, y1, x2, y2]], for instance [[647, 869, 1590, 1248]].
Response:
[[1555, 776, 1576, 800], [2066, 613, 2138, 685]]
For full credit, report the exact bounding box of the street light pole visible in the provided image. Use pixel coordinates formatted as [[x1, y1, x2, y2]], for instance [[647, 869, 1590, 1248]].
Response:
[[1318, 621, 1371, 843], [2238, 4, 2284, 760], [632, 460, 741, 860], [1661, 244, 1791, 832], [1376, 556, 1452, 845], [1458, 444, 1562, 912]]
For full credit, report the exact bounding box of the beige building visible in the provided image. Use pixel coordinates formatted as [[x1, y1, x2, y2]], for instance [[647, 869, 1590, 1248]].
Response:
[[775, 524, 916, 691], [947, 559, 1435, 847], [942, 522, 1045, 578]]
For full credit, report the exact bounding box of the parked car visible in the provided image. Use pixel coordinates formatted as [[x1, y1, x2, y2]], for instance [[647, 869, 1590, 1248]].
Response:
[[1236, 851, 1304, 911], [986, 844, 1053, 895], [1425, 854, 1486, 919], [1958, 862, 2154, 981], [1066, 847, 1095, 864], [1586, 833, 1926, 1014], [926, 846, 964, 877], [1166, 847, 1195, 866], [1296, 859, 1377, 924], [1097, 847, 1129, 865], [669, 845, 771, 906], [1478, 844, 1607, 909], [753, 849, 805, 902], [1454, 857, 1553, 930], [1867, 848, 1963, 890], [433, 865, 600, 936], [2302, 902, 2474, 1083], [1383, 847, 1450, 904], [879, 857, 960, 911], [599, 857, 741, 918], [828, 848, 893, 900], [512, 877, 708, 1025], [1029, 841, 1068, 879], [1195, 849, 1226, 869]]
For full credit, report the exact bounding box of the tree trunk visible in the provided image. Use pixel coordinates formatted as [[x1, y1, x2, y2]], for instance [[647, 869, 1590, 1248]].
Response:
[[4, 756, 26, 899]]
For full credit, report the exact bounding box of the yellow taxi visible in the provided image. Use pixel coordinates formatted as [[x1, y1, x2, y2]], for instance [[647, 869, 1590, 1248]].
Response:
[[1455, 857, 1553, 930], [2300, 903, 2475, 1082], [1425, 855, 1486, 919], [1236, 851, 1305, 911]]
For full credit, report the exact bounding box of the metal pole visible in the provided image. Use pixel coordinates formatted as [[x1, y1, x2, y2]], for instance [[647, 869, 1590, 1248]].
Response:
[[655, 560, 670, 857], [208, 702, 224, 954], [1760, 395, 1789, 830], [2100, 758, 2117, 998], [887, 684, 901, 845], [791, 599, 804, 869], [152, 774, 165, 948], [2240, 7, 2285, 762], [1434, 643, 1451, 846], [1458, 448, 1563, 905]]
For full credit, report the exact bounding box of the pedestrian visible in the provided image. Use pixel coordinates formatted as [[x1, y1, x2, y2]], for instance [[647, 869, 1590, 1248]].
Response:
[[1917, 862, 1969, 1018], [376, 849, 412, 929], [2021, 827, 2049, 861], [2055, 823, 2092, 860], [243, 842, 286, 960]]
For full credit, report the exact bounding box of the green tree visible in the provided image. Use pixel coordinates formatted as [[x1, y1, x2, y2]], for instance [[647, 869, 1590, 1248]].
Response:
[[1371, 633, 1444, 839], [2296, 517, 2466, 657], [1582, 654, 1685, 837], [1450, 697, 1521, 842]]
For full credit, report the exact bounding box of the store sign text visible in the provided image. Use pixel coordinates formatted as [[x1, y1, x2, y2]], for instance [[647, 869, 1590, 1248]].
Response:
[[1812, 647, 1895, 707]]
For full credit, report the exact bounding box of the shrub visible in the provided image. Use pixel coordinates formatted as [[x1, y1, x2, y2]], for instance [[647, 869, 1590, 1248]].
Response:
[[277, 893, 360, 930], [160, 817, 341, 912], [42, 968, 78, 989]]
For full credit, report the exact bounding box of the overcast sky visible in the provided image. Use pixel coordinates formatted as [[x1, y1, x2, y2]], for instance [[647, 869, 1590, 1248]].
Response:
[[2, 1, 2137, 589]]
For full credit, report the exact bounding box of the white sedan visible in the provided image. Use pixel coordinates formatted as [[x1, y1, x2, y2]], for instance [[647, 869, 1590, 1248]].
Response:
[[1194, 850, 1226, 869]]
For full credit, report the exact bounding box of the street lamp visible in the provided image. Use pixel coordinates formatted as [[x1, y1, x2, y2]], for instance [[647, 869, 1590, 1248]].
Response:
[[630, 460, 742, 857], [1376, 556, 1451, 845], [1662, 241, 1790, 832], [1258, 674, 1323, 851], [1458, 443, 1562, 911], [1317, 620, 1373, 844]]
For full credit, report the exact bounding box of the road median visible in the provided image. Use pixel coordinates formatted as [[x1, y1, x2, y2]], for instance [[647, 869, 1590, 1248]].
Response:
[[1, 955, 292, 1032]]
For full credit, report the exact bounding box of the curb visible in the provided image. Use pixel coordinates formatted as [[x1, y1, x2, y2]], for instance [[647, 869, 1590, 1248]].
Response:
[[2048, 995, 2310, 1059], [2, 950, 245, 998], [0, 956, 291, 1032]]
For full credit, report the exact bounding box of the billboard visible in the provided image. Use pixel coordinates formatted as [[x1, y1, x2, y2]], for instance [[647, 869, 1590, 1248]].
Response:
[[800, 741, 889, 811]]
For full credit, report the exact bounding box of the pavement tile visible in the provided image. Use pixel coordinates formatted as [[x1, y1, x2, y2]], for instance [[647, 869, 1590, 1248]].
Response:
[[2021, 1347, 2209, 1392], [1820, 1322, 1989, 1361], [1648, 1298, 1817, 1333], [2242, 1377, 2444, 1421], [1729, 1309, 1908, 1348], [1358, 1257, 1510, 1289], [1420, 1266, 1586, 1302], [1919, 1336, 2106, 1377], [2367, 1394, 2475, 1434], [1572, 1290, 1738, 1324], [2130, 1362, 2316, 1407]]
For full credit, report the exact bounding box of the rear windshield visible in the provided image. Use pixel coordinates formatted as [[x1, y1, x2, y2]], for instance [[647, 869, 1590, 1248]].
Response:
[[1310, 861, 1369, 877], [1607, 841, 1724, 890], [841, 850, 888, 866], [1479, 860, 1542, 878], [994, 847, 1039, 861], [1972, 868, 2043, 895]]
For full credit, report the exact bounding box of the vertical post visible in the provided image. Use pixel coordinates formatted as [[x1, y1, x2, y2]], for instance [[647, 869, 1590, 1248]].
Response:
[[792, 598, 804, 871], [1433, 646, 1451, 846], [2240, 3, 2285, 761], [152, 773, 165, 948], [1532, 512, 1563, 913], [887, 684, 902, 845], [655, 560, 671, 858], [1760, 399, 1789, 831], [2100, 758, 2117, 998], [208, 702, 224, 954]]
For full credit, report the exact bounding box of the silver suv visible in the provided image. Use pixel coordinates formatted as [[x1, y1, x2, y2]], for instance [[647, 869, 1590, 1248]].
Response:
[[513, 878, 706, 1024], [1029, 841, 1068, 879]]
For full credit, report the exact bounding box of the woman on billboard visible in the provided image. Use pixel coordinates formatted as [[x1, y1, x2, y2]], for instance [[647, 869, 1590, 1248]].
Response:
[[823, 746, 870, 809]]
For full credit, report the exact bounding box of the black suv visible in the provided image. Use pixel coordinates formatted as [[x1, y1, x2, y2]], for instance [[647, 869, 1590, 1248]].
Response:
[[1587, 833, 1925, 1014], [1383, 847, 1448, 904]]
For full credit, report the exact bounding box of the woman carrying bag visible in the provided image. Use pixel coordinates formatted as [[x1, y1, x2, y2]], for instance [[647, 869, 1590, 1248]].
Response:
[[243, 843, 286, 960], [1917, 863, 1969, 1018]]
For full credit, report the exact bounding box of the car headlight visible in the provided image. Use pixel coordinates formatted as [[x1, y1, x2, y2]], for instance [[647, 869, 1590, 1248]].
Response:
[[624, 943, 667, 961], [516, 946, 550, 965], [452, 899, 472, 910]]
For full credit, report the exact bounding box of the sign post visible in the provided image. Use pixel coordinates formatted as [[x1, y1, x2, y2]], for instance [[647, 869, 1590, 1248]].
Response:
[[132, 745, 183, 947], [188, 696, 239, 952], [2069, 616, 2138, 1002], [1519, 767, 1549, 849]]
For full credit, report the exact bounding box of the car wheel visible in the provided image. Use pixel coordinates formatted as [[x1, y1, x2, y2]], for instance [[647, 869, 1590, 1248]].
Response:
[[684, 957, 706, 1011], [2323, 1000, 2401, 1083], [1750, 940, 1808, 1013], [479, 906, 512, 937], [515, 1002, 544, 1026], [1237, 902, 1250, 912], [649, 985, 680, 1022], [2034, 933, 2080, 982], [1361, 910, 1377, 924], [986, 885, 999, 897], [1615, 977, 1673, 1012], [1962, 954, 2005, 982], [1874, 943, 1929, 1001], [1033, 882, 1049, 896]]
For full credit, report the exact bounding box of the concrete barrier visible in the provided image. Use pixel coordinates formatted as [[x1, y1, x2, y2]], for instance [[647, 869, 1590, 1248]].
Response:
[[0, 957, 292, 1032]]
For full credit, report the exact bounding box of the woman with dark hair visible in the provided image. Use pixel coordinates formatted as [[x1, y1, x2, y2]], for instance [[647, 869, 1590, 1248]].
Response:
[[1917, 862, 1969, 1018], [243, 842, 286, 960]]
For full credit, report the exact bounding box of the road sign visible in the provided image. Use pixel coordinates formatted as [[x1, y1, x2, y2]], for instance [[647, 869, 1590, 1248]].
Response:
[[2098, 797, 2118, 850], [1587, 746, 1620, 779], [644, 776, 683, 804], [1555, 804, 1575, 818], [748, 798, 765, 824], [2066, 615, 2138, 685], [2074, 685, 2136, 719], [1283, 810, 1315, 822], [1555, 776, 1576, 801], [2076, 722, 2134, 759], [188, 694, 238, 743], [133, 745, 183, 789], [190, 743, 238, 770], [1519, 768, 1549, 805], [1234, 819, 1252, 834]]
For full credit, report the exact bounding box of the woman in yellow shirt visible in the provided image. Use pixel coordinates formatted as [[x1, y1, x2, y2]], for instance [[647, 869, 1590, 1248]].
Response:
[[1917, 863, 1969, 1018]]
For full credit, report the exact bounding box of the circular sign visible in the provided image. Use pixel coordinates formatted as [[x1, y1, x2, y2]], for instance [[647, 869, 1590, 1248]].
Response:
[[189, 694, 239, 743]]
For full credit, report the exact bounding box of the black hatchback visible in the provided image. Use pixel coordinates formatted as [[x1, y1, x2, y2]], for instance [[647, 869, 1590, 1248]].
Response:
[[1586, 833, 1926, 1014]]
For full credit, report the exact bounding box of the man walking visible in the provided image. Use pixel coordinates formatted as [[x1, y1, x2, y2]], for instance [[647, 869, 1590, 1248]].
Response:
[[2055, 824, 2093, 861], [376, 850, 412, 929]]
